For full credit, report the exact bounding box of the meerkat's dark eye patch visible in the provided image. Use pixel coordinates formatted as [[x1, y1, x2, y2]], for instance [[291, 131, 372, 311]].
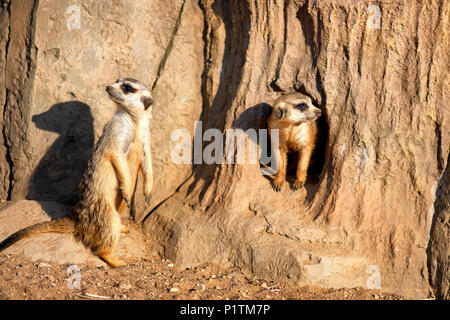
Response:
[[296, 103, 308, 111], [121, 84, 136, 94]]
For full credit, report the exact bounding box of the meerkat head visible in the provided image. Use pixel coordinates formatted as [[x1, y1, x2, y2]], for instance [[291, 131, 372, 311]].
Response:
[[271, 93, 322, 123], [106, 78, 153, 117]]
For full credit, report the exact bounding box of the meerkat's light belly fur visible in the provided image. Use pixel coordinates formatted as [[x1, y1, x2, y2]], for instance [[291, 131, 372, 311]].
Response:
[[293, 122, 311, 147]]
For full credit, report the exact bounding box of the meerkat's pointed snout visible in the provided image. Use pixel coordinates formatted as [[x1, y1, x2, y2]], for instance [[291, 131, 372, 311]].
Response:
[[314, 107, 322, 117]]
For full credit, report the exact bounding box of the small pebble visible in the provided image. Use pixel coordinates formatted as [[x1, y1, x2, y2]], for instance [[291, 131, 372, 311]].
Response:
[[37, 262, 51, 268], [119, 283, 132, 290]]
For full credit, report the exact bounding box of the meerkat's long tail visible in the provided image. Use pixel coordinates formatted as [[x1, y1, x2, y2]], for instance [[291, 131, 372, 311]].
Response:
[[0, 216, 76, 252]]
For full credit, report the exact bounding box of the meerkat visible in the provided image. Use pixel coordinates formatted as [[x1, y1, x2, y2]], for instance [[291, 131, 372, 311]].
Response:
[[268, 93, 322, 192], [0, 78, 154, 267]]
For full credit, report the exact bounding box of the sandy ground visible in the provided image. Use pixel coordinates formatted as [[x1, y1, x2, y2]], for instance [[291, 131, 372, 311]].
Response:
[[0, 201, 407, 300], [0, 251, 405, 300]]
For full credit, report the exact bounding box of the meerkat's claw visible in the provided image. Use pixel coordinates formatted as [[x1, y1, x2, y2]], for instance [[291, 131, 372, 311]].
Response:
[[291, 182, 304, 191], [124, 198, 130, 208], [271, 182, 282, 192], [145, 195, 152, 204]]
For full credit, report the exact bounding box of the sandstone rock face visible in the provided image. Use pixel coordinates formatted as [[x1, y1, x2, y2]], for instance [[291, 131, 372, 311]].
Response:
[[0, 0, 448, 299], [0, 0, 39, 201]]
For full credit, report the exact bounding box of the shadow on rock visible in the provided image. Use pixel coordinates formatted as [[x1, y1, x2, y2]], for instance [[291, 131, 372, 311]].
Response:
[[28, 101, 94, 218]]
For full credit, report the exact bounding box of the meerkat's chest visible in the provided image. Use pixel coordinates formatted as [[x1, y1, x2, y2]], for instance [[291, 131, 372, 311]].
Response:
[[126, 122, 150, 156], [279, 123, 311, 148]]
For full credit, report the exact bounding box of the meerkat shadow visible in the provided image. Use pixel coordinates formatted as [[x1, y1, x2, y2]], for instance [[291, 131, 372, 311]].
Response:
[[233, 102, 272, 166], [28, 101, 95, 219], [233, 102, 276, 181]]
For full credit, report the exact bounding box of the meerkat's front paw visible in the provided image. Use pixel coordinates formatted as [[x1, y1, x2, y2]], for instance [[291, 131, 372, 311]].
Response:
[[292, 177, 306, 191], [271, 180, 283, 192], [291, 181, 304, 191]]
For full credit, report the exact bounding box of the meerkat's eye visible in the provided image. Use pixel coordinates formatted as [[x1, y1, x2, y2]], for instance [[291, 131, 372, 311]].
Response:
[[296, 103, 308, 111], [121, 84, 136, 94]]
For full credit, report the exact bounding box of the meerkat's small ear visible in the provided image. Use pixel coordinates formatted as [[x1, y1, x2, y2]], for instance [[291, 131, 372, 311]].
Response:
[[142, 96, 153, 110], [273, 108, 283, 119]]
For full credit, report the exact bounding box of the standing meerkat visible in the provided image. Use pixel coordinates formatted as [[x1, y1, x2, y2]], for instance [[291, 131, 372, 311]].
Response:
[[0, 78, 154, 267], [268, 93, 322, 192]]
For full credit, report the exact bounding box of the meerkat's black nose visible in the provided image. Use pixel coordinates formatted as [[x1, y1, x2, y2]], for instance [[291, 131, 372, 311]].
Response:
[[106, 85, 112, 93]]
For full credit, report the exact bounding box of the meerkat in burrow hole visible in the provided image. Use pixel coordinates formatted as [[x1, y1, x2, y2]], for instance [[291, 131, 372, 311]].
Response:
[[268, 93, 322, 192], [0, 78, 154, 267]]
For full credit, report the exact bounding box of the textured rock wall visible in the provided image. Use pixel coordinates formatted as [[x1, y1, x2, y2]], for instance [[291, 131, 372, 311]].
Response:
[[0, 0, 39, 201], [0, 0, 448, 298]]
